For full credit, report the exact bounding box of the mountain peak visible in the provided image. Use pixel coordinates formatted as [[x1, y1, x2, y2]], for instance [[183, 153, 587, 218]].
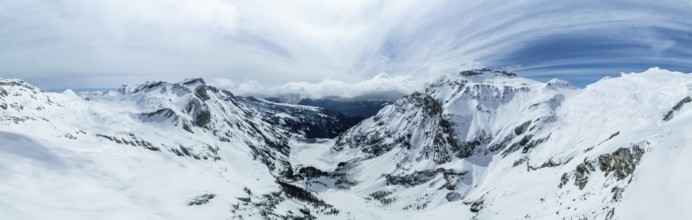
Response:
[[459, 68, 517, 78], [119, 81, 169, 94], [181, 78, 206, 86], [118, 78, 218, 98], [0, 78, 43, 93], [428, 68, 530, 89], [546, 78, 577, 89]]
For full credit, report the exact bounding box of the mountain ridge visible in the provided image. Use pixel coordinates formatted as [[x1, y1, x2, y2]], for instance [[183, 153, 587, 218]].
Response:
[[1, 68, 692, 219]]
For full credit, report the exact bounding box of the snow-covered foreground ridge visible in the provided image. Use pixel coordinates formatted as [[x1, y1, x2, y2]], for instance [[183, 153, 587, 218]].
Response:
[[1, 68, 692, 219]]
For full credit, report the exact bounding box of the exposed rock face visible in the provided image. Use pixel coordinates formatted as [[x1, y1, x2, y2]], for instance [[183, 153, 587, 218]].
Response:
[[559, 144, 647, 211], [187, 194, 216, 206], [597, 147, 645, 180], [294, 159, 360, 189], [385, 170, 438, 187], [138, 108, 178, 122], [467, 199, 485, 213], [95, 133, 161, 152], [574, 161, 596, 190], [230, 183, 339, 220], [527, 157, 568, 171], [334, 92, 469, 164], [317, 69, 573, 213], [96, 78, 296, 177], [663, 96, 691, 121], [185, 98, 211, 127], [194, 85, 211, 101], [369, 190, 397, 206], [566, 146, 645, 189], [445, 192, 461, 202], [459, 68, 517, 77], [335, 69, 561, 161]]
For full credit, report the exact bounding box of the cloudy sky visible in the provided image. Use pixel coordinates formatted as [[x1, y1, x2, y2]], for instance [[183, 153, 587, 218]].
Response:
[[2, 0, 692, 99]]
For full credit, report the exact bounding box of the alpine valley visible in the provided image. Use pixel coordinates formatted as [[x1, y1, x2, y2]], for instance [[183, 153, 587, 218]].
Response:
[[1, 68, 691, 220]]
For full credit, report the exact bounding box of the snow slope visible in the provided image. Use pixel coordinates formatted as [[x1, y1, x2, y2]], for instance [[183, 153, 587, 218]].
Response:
[[0, 78, 335, 219], [2, 68, 692, 219], [290, 68, 692, 219]]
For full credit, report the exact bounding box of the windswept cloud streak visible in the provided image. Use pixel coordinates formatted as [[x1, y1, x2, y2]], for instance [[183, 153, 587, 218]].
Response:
[[211, 73, 417, 102], [1, 0, 691, 97]]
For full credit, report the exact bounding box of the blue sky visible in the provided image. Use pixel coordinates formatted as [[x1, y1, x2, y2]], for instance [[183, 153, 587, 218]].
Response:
[[1, 0, 691, 98]]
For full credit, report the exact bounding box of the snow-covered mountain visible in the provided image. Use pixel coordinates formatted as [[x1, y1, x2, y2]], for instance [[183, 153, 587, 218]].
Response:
[[2, 68, 692, 219], [0, 78, 338, 219], [287, 68, 692, 219]]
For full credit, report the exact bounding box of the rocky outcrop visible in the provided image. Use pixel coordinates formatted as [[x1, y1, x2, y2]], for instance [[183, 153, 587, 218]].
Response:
[[138, 108, 179, 123], [663, 96, 691, 121], [187, 194, 216, 206], [295, 159, 360, 189], [114, 78, 296, 178], [368, 190, 397, 206], [183, 98, 211, 127], [230, 183, 339, 220], [334, 92, 472, 164], [385, 170, 438, 187], [459, 68, 517, 77], [527, 157, 570, 171], [95, 133, 160, 152], [597, 147, 645, 180], [559, 145, 645, 190], [466, 199, 485, 213]]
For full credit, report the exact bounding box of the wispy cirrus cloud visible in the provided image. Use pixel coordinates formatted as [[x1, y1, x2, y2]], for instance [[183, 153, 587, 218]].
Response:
[[1, 0, 691, 97]]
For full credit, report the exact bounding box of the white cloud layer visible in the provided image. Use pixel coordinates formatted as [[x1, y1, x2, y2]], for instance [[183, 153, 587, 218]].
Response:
[[1, 0, 691, 97], [211, 73, 418, 102]]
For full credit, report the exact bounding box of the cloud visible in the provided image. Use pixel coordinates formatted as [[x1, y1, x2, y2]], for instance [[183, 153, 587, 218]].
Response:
[[211, 73, 418, 102], [1, 0, 691, 90]]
